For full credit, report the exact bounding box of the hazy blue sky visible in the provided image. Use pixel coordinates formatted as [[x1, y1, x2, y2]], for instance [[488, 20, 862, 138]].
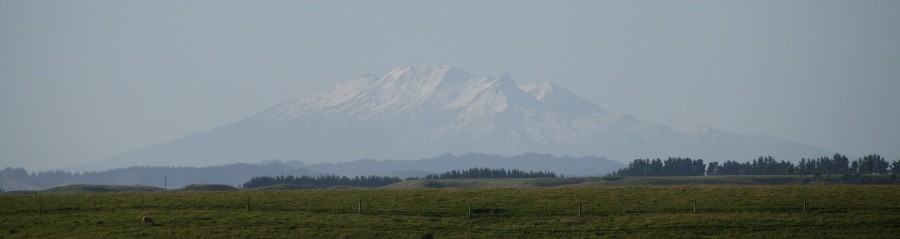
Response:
[[2, 1, 898, 170]]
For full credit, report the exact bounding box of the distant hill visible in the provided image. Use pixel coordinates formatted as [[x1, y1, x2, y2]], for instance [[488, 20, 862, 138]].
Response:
[[0, 163, 313, 191], [1, 153, 623, 191]]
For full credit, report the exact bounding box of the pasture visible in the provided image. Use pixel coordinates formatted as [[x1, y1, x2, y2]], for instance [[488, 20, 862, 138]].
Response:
[[1, 184, 898, 238]]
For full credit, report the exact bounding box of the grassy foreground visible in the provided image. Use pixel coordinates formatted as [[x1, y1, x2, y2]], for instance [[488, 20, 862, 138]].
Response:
[[1, 185, 898, 238]]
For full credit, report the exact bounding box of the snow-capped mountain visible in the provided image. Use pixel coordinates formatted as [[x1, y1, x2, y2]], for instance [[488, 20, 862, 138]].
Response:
[[86, 66, 829, 170]]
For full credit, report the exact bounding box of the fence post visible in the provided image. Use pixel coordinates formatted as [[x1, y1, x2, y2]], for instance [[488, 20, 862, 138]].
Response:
[[141, 195, 144, 210], [693, 199, 697, 213], [467, 204, 471, 217], [803, 198, 806, 213], [578, 202, 583, 217], [357, 200, 362, 214]]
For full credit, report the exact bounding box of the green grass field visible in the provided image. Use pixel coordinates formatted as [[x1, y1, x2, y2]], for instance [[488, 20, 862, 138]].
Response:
[[1, 183, 898, 238]]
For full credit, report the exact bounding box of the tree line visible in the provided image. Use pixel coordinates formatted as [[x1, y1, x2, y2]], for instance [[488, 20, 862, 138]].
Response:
[[609, 154, 900, 177], [242, 175, 402, 189], [606, 157, 706, 177], [242, 167, 558, 189], [416, 167, 557, 180]]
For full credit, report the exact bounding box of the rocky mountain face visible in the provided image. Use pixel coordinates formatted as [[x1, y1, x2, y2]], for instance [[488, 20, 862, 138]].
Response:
[[84, 66, 829, 170]]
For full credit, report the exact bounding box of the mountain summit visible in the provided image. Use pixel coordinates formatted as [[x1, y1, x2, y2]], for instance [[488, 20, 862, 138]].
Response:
[[89, 66, 829, 170]]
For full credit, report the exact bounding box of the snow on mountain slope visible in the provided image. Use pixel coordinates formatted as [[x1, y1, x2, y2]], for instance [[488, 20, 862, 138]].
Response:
[[83, 66, 831, 170]]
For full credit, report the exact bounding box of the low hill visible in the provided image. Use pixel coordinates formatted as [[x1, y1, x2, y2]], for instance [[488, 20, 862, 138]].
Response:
[[250, 184, 317, 190], [387, 178, 588, 189], [40, 184, 163, 194], [178, 184, 238, 191]]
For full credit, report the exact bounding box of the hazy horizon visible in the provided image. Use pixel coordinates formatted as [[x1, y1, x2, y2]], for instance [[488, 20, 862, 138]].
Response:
[[2, 1, 899, 170]]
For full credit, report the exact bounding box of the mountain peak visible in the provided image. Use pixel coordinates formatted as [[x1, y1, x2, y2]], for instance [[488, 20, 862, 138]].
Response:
[[521, 82, 555, 101], [349, 72, 376, 78], [499, 72, 513, 81], [385, 66, 412, 78], [263, 66, 612, 125], [496, 72, 519, 90], [385, 66, 471, 78], [519, 82, 608, 116]]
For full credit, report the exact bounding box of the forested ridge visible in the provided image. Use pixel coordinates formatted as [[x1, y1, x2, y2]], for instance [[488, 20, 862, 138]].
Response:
[[243, 168, 557, 189], [609, 154, 899, 178], [419, 167, 557, 179]]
